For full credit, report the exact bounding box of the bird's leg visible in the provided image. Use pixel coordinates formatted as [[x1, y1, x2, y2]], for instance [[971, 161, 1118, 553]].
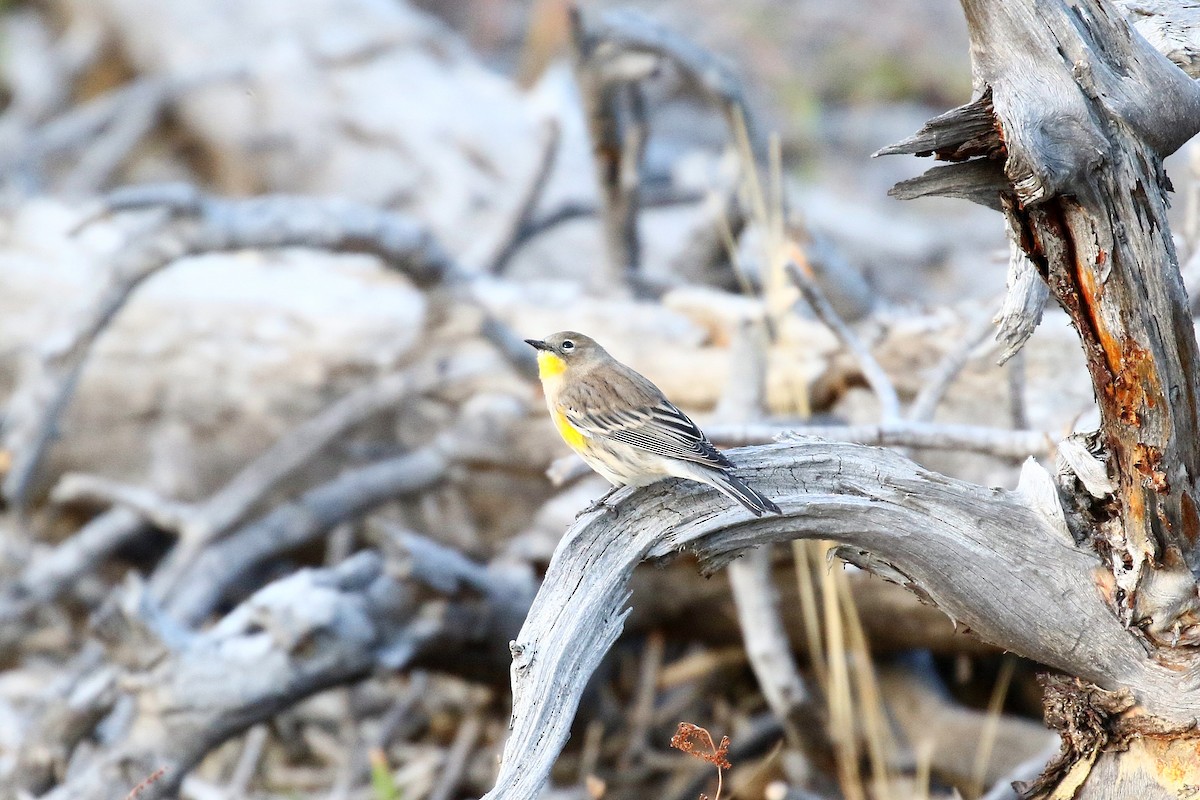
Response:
[[576, 485, 621, 519]]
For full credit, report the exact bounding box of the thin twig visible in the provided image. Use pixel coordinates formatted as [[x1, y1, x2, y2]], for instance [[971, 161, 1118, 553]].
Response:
[[426, 712, 485, 800], [51, 476, 192, 531], [503, 187, 704, 259], [757, 421, 1051, 459], [374, 673, 431, 751], [547, 420, 1054, 487], [785, 261, 902, 422], [909, 312, 995, 423], [620, 630, 666, 769], [487, 119, 562, 275], [225, 725, 268, 800]]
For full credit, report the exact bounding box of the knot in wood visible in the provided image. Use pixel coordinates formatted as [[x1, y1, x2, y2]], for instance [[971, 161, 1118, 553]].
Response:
[[1039, 674, 1134, 751]]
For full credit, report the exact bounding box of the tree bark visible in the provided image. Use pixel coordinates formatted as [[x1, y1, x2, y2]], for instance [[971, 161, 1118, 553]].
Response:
[[480, 445, 1200, 800]]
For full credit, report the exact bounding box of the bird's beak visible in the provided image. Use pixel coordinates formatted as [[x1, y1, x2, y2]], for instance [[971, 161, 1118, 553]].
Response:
[[524, 339, 553, 352]]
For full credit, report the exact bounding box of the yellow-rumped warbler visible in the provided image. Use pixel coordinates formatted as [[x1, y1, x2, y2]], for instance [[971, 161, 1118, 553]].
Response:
[[525, 331, 781, 516]]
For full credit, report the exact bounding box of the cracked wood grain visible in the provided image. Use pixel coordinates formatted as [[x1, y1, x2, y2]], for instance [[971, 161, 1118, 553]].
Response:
[[881, 0, 1200, 644], [480, 442, 1200, 800]]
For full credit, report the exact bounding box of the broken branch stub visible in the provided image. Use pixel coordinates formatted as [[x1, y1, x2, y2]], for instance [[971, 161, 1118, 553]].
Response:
[[881, 0, 1200, 645]]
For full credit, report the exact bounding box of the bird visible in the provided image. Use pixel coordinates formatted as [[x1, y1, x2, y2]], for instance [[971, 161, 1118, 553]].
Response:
[[524, 331, 782, 517]]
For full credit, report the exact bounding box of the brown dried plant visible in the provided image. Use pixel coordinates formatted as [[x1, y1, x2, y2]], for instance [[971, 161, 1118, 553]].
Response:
[[671, 722, 732, 800], [124, 767, 166, 800]]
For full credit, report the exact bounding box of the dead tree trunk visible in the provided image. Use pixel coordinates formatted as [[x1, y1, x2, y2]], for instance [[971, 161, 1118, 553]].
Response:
[[481, 2, 1200, 799]]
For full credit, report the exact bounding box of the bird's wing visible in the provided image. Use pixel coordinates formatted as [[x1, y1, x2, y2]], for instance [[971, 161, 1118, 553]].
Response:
[[559, 366, 733, 470]]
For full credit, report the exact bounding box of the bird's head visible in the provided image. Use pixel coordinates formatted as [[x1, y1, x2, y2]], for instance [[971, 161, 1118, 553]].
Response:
[[524, 331, 604, 379]]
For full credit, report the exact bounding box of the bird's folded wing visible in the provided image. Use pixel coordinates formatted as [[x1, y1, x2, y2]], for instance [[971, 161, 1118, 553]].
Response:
[[561, 400, 733, 469]]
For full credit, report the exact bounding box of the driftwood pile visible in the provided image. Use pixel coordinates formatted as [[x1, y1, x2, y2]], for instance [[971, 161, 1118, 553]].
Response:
[[4, 0, 1200, 799]]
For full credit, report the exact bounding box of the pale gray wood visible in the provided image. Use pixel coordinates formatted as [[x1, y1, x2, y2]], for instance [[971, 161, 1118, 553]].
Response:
[[786, 262, 901, 422], [0, 191, 452, 509], [568, 6, 761, 291], [23, 539, 535, 800], [1117, 0, 1200, 77], [165, 446, 451, 626], [480, 442, 1200, 800], [873, 0, 1200, 794], [992, 229, 1048, 365]]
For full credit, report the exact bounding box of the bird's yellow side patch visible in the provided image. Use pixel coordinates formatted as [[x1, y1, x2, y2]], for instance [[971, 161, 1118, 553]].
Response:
[[552, 408, 588, 451], [536, 350, 568, 379]]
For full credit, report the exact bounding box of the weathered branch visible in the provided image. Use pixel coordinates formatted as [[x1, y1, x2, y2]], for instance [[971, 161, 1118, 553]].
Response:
[[727, 547, 828, 773], [775, 422, 1053, 459], [548, 421, 1054, 487], [29, 538, 533, 800], [568, 7, 760, 290], [909, 312, 996, 422], [0, 509, 146, 633], [993, 231, 1049, 365], [786, 262, 901, 422], [1116, 1, 1200, 78], [0, 66, 243, 192], [881, 0, 1200, 643], [1, 191, 454, 509], [570, 9, 646, 289], [878, 659, 1058, 787], [165, 445, 451, 626], [481, 442, 1199, 799], [54, 353, 491, 594], [479, 119, 561, 275]]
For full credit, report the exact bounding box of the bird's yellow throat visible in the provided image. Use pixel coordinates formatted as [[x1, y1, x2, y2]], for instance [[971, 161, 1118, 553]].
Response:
[[534, 351, 586, 450], [536, 350, 568, 380]]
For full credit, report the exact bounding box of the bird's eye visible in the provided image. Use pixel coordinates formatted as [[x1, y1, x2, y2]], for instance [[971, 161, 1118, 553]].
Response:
[[561, 340, 575, 352]]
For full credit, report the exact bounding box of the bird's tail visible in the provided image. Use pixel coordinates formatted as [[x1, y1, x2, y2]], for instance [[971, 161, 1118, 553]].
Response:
[[707, 470, 782, 517]]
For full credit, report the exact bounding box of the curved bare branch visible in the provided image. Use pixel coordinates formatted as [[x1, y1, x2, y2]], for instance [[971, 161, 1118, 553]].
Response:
[[1, 193, 453, 509], [481, 441, 1200, 799]]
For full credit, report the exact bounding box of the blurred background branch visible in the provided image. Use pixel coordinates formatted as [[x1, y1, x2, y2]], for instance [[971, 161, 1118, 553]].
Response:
[[4, 0, 1190, 798]]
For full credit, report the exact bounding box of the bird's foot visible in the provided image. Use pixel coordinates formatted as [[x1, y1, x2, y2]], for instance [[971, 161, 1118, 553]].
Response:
[[576, 488, 621, 519], [576, 499, 619, 519]]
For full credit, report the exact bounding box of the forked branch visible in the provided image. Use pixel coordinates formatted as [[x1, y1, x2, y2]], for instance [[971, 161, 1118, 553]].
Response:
[[880, 0, 1200, 643]]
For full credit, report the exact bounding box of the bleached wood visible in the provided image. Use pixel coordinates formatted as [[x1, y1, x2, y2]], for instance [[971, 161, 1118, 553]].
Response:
[[884, 0, 1200, 643], [481, 442, 1200, 800], [1, 192, 452, 509], [21, 538, 534, 800]]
